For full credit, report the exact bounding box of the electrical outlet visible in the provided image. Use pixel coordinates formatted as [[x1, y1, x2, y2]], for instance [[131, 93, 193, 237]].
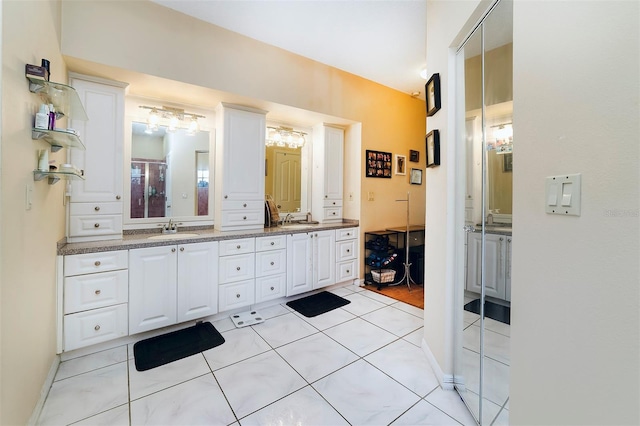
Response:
[[368, 191, 374, 201]]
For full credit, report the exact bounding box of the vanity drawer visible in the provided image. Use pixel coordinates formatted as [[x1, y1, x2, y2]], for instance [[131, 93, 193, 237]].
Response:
[[69, 214, 123, 237], [64, 250, 128, 276], [64, 303, 128, 351], [322, 207, 342, 221], [255, 274, 286, 303], [222, 200, 263, 210], [64, 270, 128, 314], [255, 250, 286, 277], [219, 280, 255, 312], [69, 202, 122, 216], [323, 199, 343, 208], [219, 253, 255, 283], [336, 227, 358, 241], [255, 235, 287, 252], [219, 238, 255, 256], [221, 209, 263, 227], [336, 260, 357, 283], [336, 239, 358, 262]]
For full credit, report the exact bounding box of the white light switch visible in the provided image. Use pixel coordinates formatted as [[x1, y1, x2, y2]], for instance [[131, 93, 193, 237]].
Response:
[[546, 174, 581, 216]]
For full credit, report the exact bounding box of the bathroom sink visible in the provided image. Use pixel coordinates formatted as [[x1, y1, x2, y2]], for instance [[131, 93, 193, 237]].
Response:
[[147, 233, 200, 240], [280, 224, 314, 230]]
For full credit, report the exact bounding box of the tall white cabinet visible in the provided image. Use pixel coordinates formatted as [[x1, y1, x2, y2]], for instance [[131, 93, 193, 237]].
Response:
[[312, 124, 344, 223], [214, 103, 267, 231], [68, 75, 127, 242], [286, 230, 336, 296]]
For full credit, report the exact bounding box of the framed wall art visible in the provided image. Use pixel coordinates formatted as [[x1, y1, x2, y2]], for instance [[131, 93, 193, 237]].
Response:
[[410, 168, 422, 185], [426, 73, 441, 117], [395, 154, 406, 175], [426, 129, 441, 168], [409, 150, 419, 162], [366, 149, 392, 178]]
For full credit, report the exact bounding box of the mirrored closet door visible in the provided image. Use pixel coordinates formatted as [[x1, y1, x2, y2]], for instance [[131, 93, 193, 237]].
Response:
[[455, 0, 512, 424]]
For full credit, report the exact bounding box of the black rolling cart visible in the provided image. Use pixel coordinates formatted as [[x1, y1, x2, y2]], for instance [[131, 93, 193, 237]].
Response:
[[363, 230, 401, 289]]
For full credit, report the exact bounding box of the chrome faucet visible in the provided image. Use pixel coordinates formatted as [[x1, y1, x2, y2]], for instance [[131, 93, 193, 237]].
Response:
[[281, 213, 294, 225], [161, 219, 178, 234]]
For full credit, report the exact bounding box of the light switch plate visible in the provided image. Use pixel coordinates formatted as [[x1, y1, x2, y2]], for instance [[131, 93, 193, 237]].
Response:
[[545, 174, 581, 216]]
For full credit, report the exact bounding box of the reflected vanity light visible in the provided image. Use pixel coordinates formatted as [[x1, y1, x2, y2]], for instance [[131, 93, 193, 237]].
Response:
[[489, 122, 513, 154], [265, 126, 306, 148], [139, 105, 205, 135]]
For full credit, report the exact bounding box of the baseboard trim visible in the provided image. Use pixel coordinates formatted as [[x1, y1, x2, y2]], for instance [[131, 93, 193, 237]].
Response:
[[421, 338, 455, 390], [27, 355, 60, 425]]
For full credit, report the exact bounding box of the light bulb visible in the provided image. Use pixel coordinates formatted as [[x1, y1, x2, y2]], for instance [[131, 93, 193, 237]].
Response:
[[187, 117, 199, 135], [167, 115, 179, 133]]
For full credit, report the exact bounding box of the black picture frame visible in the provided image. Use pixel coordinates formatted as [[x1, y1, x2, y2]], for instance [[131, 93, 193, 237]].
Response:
[[426, 130, 440, 168], [410, 168, 422, 185], [409, 150, 419, 162], [503, 153, 513, 172], [426, 73, 441, 117], [365, 149, 393, 178]]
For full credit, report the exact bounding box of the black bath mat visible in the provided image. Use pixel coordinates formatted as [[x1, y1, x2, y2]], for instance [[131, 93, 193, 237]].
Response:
[[464, 299, 510, 325], [133, 322, 225, 371], [287, 291, 351, 317]]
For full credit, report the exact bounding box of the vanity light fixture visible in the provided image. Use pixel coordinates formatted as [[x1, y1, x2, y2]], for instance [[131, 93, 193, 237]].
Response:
[[265, 126, 307, 148], [139, 105, 205, 135], [490, 122, 513, 154]]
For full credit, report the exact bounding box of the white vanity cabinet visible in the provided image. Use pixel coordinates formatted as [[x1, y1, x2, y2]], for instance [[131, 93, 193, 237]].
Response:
[[218, 238, 256, 311], [62, 251, 128, 351], [312, 125, 344, 223], [255, 235, 287, 303], [129, 241, 219, 334], [214, 103, 267, 231], [68, 75, 127, 243], [335, 227, 359, 283], [466, 233, 512, 300], [286, 230, 336, 296]]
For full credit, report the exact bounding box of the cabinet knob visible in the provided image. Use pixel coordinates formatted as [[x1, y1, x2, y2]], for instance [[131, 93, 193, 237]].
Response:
[[332, 212, 336, 215], [94, 261, 101, 267], [315, 233, 318, 237], [243, 216, 247, 220], [116, 195, 121, 200], [347, 270, 350, 273], [94, 223, 100, 228], [236, 293, 241, 298], [508, 238, 512, 242], [236, 266, 241, 271], [499, 237, 504, 241], [236, 245, 241, 249], [270, 242, 275, 246], [180, 247, 185, 252], [347, 233, 351, 236], [270, 261, 275, 266], [332, 201, 336, 205], [243, 203, 247, 207], [224, 195, 228, 199], [270, 286, 275, 291], [171, 248, 176, 253], [325, 195, 328, 198], [347, 249, 350, 253], [95, 289, 101, 295], [94, 206, 100, 211], [94, 325, 101, 331]]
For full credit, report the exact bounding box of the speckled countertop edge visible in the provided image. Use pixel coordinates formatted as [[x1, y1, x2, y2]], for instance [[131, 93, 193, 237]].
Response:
[[57, 220, 360, 256]]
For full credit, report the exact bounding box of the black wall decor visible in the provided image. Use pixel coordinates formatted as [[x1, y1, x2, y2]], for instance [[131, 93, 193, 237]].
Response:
[[366, 150, 392, 178], [426, 130, 441, 168], [426, 73, 441, 117]]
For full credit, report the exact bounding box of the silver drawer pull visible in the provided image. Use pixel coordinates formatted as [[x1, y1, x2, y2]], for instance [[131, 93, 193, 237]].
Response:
[[270, 242, 275, 246], [171, 248, 176, 253], [270, 286, 275, 291], [236, 293, 241, 298], [332, 212, 336, 215], [243, 216, 247, 220], [94, 325, 101, 331], [236, 266, 241, 271], [236, 245, 241, 249], [346, 249, 350, 253], [347, 270, 350, 273], [95, 289, 101, 295], [347, 233, 351, 236], [94, 261, 101, 267], [270, 261, 275, 266], [116, 195, 121, 200], [94, 206, 100, 211], [243, 203, 247, 207], [94, 223, 100, 228], [224, 195, 228, 199], [180, 247, 184, 252], [333, 201, 336, 205]]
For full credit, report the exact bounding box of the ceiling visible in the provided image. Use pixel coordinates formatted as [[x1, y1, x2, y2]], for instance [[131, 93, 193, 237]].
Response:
[[150, 0, 428, 98]]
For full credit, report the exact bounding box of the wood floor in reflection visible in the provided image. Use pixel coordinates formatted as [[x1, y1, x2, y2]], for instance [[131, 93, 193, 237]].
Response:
[[363, 282, 424, 309]]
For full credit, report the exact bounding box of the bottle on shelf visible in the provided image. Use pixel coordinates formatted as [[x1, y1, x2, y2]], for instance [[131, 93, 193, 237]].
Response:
[[35, 104, 49, 130]]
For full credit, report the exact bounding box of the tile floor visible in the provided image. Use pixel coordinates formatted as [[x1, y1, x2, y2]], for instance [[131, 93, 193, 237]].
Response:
[[459, 294, 510, 425], [37, 284, 478, 426]]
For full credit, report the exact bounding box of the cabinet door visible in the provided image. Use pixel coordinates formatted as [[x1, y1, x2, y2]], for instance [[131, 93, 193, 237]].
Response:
[[323, 126, 344, 200], [313, 230, 336, 289], [177, 241, 218, 323], [69, 78, 124, 203], [465, 233, 506, 299], [286, 233, 313, 296], [129, 246, 177, 334]]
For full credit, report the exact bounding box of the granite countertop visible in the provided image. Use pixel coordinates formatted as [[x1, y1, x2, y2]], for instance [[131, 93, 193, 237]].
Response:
[[57, 220, 360, 255]]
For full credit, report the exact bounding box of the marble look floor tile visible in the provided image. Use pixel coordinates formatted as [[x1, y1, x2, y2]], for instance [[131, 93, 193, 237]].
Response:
[[457, 390, 503, 426], [214, 350, 306, 419], [203, 326, 271, 371], [493, 406, 509, 425], [37, 363, 128, 426], [463, 325, 510, 365], [55, 346, 127, 381], [391, 301, 424, 318], [484, 317, 510, 337], [257, 303, 291, 320], [130, 374, 236, 425], [293, 306, 356, 330], [361, 305, 424, 337], [403, 327, 424, 347], [240, 385, 348, 426], [390, 400, 461, 425], [129, 353, 211, 400], [72, 404, 129, 425], [324, 317, 397, 357], [359, 289, 398, 305], [340, 292, 387, 316], [212, 316, 237, 333], [312, 359, 420, 426], [463, 310, 480, 326], [424, 388, 478, 426], [329, 286, 357, 297], [460, 349, 510, 407], [276, 333, 358, 383], [365, 339, 439, 397], [252, 312, 318, 348]]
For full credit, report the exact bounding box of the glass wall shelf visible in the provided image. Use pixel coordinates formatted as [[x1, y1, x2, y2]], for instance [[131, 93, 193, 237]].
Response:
[[32, 128, 85, 152], [33, 170, 85, 185], [27, 77, 89, 121]]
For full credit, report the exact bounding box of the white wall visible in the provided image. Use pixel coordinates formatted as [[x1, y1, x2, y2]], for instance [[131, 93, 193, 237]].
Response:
[[425, 0, 639, 424]]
